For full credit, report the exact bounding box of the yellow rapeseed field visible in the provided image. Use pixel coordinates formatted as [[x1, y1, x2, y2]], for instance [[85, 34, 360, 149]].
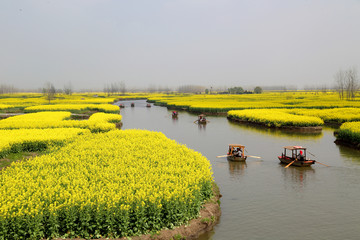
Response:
[[25, 104, 119, 113], [286, 108, 360, 123], [0, 104, 13, 110], [337, 122, 360, 143], [148, 92, 360, 112], [0, 128, 90, 158], [228, 109, 324, 127], [0, 111, 122, 132], [0, 130, 213, 239]]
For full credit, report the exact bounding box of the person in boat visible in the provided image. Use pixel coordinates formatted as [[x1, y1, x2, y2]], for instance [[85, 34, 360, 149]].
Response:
[[232, 148, 238, 156], [233, 148, 241, 157], [298, 150, 304, 161]]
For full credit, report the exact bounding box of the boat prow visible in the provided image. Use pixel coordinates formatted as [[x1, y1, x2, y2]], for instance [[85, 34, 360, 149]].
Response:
[[227, 155, 248, 162]]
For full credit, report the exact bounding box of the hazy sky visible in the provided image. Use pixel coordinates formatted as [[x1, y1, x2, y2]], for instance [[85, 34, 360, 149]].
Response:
[[1, 0, 359, 90]]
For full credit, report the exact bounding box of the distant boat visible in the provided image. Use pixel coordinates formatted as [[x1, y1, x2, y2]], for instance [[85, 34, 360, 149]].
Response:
[[172, 111, 178, 118], [195, 114, 208, 124], [131, 103, 135, 107], [119, 104, 125, 108], [146, 104, 151, 108]]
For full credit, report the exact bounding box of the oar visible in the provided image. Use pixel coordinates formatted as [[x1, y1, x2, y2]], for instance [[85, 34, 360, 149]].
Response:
[[315, 161, 330, 167], [243, 149, 261, 158], [285, 161, 295, 168], [309, 152, 329, 167], [308, 151, 316, 157], [216, 155, 230, 158]]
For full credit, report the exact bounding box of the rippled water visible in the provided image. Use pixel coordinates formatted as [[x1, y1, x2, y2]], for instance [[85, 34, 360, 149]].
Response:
[[118, 100, 360, 240]]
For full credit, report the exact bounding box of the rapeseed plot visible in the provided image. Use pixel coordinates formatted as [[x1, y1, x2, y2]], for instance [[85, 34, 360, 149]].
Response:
[[25, 104, 119, 113], [0, 128, 90, 158], [337, 122, 360, 143], [0, 104, 13, 110], [0, 130, 213, 239], [149, 92, 360, 113], [0, 93, 167, 110], [286, 108, 360, 123], [228, 109, 324, 127], [0, 112, 122, 132]]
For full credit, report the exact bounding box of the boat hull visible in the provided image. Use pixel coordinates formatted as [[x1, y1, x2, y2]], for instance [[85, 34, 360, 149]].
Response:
[[278, 156, 315, 167], [227, 155, 247, 162]]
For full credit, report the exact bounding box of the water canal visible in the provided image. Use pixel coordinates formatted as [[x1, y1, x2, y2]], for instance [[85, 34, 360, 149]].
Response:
[[118, 100, 360, 240]]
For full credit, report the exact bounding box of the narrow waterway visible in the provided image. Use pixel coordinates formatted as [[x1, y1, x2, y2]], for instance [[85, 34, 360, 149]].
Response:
[[118, 100, 360, 240]]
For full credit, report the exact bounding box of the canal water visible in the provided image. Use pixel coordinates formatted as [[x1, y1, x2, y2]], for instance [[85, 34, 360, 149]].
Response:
[[117, 100, 360, 240]]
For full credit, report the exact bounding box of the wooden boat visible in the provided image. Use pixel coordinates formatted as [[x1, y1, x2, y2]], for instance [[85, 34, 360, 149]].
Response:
[[172, 111, 178, 117], [119, 104, 125, 108], [196, 114, 208, 124], [131, 103, 135, 107], [146, 104, 151, 108], [227, 144, 247, 162], [278, 146, 315, 167]]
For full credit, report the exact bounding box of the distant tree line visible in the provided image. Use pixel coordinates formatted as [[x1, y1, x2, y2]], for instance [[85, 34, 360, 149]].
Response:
[[178, 85, 205, 93], [0, 84, 18, 94], [227, 86, 262, 94], [103, 82, 126, 96]]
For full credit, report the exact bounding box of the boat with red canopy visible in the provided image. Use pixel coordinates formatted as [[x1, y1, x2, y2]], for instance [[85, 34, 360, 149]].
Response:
[[278, 146, 315, 167]]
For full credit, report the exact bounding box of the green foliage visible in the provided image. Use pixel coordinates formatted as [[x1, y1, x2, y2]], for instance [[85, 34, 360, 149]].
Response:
[[228, 87, 244, 94], [201, 217, 210, 223], [254, 86, 262, 94], [173, 234, 186, 240], [337, 122, 360, 143]]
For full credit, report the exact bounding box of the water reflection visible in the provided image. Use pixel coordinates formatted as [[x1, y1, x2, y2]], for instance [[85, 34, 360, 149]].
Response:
[[228, 161, 247, 177], [227, 120, 323, 140], [336, 144, 360, 165], [197, 123, 206, 131], [280, 165, 316, 189]]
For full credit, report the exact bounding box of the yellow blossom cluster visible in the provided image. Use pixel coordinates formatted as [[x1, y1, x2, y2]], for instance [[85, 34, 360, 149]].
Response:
[[286, 108, 360, 123], [25, 104, 119, 113], [0, 130, 213, 239], [0, 111, 122, 132], [337, 122, 360, 143], [0, 128, 90, 158], [0, 104, 14, 110], [228, 109, 324, 127], [148, 92, 360, 113]]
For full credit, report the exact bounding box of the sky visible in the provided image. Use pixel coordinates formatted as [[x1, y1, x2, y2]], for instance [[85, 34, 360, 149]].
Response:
[[0, 0, 359, 91]]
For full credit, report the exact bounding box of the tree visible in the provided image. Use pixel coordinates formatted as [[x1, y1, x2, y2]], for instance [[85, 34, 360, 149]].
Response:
[[334, 69, 346, 100], [104, 84, 111, 96], [254, 86, 262, 94], [228, 87, 244, 94], [0, 84, 17, 94], [119, 81, 126, 95], [345, 67, 358, 100], [43, 82, 56, 103], [335, 67, 358, 100], [63, 81, 73, 95]]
